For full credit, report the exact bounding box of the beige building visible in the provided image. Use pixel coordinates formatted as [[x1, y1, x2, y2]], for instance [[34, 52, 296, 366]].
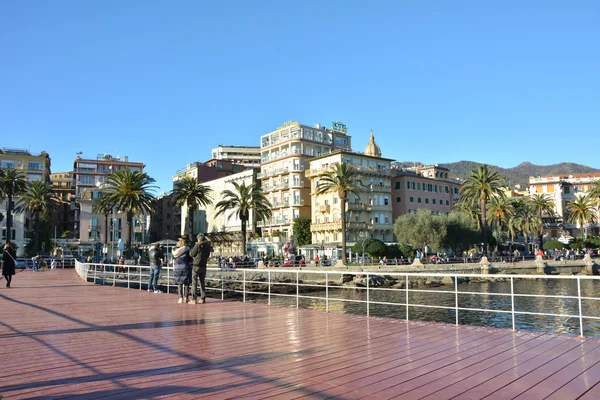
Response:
[[529, 173, 600, 237], [306, 136, 394, 254], [50, 171, 76, 240], [211, 145, 261, 168], [73, 154, 146, 258], [0, 148, 52, 254], [391, 164, 462, 219], [258, 121, 352, 241]]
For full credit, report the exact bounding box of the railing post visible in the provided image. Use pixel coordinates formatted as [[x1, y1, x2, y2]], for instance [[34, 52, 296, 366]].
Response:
[[127, 265, 130, 289], [405, 274, 409, 322], [167, 263, 170, 294], [366, 272, 370, 317], [326, 272, 329, 312], [243, 269, 246, 303], [577, 277, 584, 337], [454, 274, 458, 326], [139, 266, 142, 290], [221, 269, 224, 301], [296, 271, 299, 309], [268, 270, 271, 306], [511, 276, 516, 332], [93, 264, 97, 284]]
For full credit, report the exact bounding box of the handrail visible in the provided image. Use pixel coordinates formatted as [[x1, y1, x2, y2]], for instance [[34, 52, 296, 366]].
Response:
[[74, 261, 600, 337]]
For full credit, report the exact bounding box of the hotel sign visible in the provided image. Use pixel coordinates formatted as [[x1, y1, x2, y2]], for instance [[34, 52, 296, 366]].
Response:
[[332, 121, 347, 133], [278, 120, 299, 130]]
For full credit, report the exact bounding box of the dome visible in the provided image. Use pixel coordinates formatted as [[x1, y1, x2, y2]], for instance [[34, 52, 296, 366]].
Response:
[[364, 133, 382, 157]]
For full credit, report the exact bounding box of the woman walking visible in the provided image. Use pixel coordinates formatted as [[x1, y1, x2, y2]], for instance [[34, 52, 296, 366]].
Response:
[[2, 243, 17, 288], [172, 237, 192, 303]]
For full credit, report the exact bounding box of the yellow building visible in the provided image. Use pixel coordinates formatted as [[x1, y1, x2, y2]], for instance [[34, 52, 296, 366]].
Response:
[[306, 137, 394, 257], [0, 148, 52, 254]]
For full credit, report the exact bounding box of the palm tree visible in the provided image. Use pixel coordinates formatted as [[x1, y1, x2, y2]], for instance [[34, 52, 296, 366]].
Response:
[[0, 168, 27, 244], [527, 194, 555, 249], [566, 195, 596, 238], [511, 201, 539, 252], [454, 200, 482, 230], [315, 163, 361, 263], [460, 164, 505, 254], [214, 181, 271, 255], [92, 195, 113, 248], [15, 181, 58, 253], [171, 176, 213, 242], [101, 169, 157, 256], [506, 198, 526, 249], [487, 195, 514, 230]]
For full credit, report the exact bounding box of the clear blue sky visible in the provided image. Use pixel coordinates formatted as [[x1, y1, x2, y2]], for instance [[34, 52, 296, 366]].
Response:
[[1, 1, 599, 193]]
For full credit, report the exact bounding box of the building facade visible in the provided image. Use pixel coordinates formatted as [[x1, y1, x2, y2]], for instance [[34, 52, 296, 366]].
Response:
[[0, 148, 52, 254], [211, 145, 261, 168], [258, 121, 352, 241], [529, 173, 600, 237], [391, 164, 462, 219], [148, 193, 177, 243], [73, 154, 146, 259], [50, 171, 76, 241]]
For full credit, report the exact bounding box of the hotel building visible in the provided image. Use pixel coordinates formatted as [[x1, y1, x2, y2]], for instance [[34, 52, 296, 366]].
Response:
[[211, 145, 261, 168], [306, 135, 394, 258], [258, 121, 352, 241], [391, 164, 462, 219]]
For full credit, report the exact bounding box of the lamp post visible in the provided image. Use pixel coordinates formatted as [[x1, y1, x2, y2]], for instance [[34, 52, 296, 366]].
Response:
[[358, 231, 368, 269]]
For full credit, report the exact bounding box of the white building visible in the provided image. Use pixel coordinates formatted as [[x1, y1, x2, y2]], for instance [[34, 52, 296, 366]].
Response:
[[211, 145, 261, 168], [529, 173, 600, 237]]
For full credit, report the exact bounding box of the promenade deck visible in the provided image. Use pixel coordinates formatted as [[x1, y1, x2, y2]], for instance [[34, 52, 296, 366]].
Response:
[[1, 270, 600, 399]]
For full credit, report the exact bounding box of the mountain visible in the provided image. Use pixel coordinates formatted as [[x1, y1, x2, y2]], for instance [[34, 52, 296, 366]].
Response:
[[394, 161, 600, 189]]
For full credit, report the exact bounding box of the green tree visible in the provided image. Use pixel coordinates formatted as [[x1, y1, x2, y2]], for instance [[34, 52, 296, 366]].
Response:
[[15, 181, 58, 254], [527, 194, 556, 248], [443, 211, 479, 255], [393, 209, 447, 252], [460, 164, 505, 254], [315, 163, 361, 263], [101, 169, 157, 257], [215, 181, 272, 255], [292, 216, 311, 247], [0, 168, 27, 244], [454, 200, 481, 230], [543, 239, 564, 251], [171, 176, 214, 242], [352, 238, 387, 258], [566, 195, 596, 238]]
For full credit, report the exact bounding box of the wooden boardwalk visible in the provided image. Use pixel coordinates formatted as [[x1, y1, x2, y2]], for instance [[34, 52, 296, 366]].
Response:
[[2, 270, 600, 399]]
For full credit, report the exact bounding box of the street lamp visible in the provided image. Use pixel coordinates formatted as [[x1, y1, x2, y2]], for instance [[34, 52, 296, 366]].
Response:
[[358, 231, 368, 270]]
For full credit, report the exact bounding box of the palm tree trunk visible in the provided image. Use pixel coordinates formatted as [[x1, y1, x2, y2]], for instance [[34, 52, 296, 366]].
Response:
[[126, 211, 133, 257], [34, 211, 40, 253], [188, 205, 194, 242], [480, 198, 488, 255], [104, 214, 109, 246], [241, 219, 247, 255], [341, 199, 347, 263], [5, 193, 13, 244]]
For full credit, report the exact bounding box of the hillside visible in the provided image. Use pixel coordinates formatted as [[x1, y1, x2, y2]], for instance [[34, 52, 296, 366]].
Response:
[[394, 161, 600, 188]]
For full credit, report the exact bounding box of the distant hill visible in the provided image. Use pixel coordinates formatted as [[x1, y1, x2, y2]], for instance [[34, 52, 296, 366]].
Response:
[[394, 161, 600, 189]]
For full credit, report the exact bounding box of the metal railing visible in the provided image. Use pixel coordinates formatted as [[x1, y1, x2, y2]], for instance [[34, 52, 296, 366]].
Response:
[[74, 261, 600, 337]]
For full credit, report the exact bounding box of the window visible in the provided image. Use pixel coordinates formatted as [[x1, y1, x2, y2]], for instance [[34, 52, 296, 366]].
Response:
[[28, 162, 42, 170], [333, 197, 338, 204], [446, 200, 450, 206], [418, 198, 422, 203], [396, 196, 401, 203], [409, 197, 414, 202], [425, 198, 429, 204], [564, 186, 570, 194], [445, 186, 449, 193], [385, 216, 390, 223], [417, 182, 421, 190], [432, 199, 436, 204], [79, 175, 94, 185], [395, 181, 400, 189], [536, 186, 542, 193], [384, 197, 389, 206], [1, 160, 15, 168]]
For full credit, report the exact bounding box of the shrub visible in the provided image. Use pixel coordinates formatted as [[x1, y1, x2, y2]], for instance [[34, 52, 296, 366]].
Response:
[[543, 240, 564, 251]]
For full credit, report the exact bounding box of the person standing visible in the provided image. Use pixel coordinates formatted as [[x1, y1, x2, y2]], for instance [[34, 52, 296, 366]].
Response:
[[190, 233, 212, 304], [172, 237, 192, 304], [2, 243, 17, 288], [148, 243, 164, 293]]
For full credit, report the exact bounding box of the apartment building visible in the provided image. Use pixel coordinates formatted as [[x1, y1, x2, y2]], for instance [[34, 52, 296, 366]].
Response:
[[0, 148, 52, 254], [391, 164, 462, 219], [148, 193, 177, 243], [529, 173, 600, 237], [258, 121, 352, 241], [211, 145, 261, 168], [73, 154, 146, 257], [306, 136, 394, 255], [50, 171, 76, 239]]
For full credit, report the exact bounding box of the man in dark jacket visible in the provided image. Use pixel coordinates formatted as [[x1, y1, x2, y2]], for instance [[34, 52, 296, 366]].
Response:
[[190, 233, 211, 304], [148, 243, 165, 293]]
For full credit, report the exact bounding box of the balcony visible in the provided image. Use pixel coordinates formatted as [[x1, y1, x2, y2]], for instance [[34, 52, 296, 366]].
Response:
[[318, 205, 330, 213], [347, 202, 370, 211], [311, 221, 370, 232]]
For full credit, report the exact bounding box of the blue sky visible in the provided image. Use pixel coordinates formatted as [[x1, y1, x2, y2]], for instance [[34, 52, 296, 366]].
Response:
[[1, 1, 599, 193]]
